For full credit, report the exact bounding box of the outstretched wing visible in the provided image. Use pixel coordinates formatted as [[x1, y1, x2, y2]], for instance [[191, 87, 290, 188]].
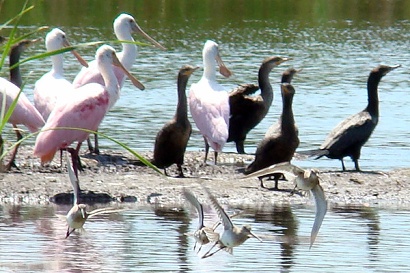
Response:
[[88, 207, 124, 218], [244, 162, 303, 180], [66, 154, 80, 206], [309, 184, 327, 248], [183, 188, 206, 230], [203, 186, 233, 231]]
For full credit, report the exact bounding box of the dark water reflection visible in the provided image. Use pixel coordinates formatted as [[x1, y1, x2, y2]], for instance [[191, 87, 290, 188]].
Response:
[[0, 203, 409, 272]]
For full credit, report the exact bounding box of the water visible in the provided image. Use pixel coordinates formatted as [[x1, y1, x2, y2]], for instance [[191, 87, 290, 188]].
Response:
[[1, 0, 410, 171], [1, 0, 410, 271], [1, 204, 410, 272]]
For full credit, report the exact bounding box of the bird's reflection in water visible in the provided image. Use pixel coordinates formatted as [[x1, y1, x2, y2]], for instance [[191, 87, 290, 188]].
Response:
[[252, 204, 298, 272], [331, 205, 380, 263], [154, 206, 190, 272]]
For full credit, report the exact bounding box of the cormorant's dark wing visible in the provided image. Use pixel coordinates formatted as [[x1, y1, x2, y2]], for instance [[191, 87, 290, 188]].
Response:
[[229, 84, 262, 116], [229, 84, 259, 97], [321, 111, 376, 152]]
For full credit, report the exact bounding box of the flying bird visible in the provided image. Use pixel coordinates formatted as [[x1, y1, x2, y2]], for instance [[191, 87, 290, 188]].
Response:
[[182, 188, 213, 252], [244, 162, 327, 248], [63, 154, 123, 238], [201, 186, 262, 258]]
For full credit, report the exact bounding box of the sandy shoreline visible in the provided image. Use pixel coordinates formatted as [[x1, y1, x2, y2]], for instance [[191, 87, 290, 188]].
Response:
[[0, 148, 409, 209]]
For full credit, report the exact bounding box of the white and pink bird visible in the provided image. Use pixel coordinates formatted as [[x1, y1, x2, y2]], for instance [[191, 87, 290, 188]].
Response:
[[33, 45, 144, 179], [0, 39, 45, 170], [33, 28, 88, 121], [188, 40, 232, 164], [72, 13, 165, 153]]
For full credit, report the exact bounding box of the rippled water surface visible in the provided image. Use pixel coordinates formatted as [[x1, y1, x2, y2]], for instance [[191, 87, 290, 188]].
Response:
[[1, 0, 410, 171], [1, 204, 410, 272]]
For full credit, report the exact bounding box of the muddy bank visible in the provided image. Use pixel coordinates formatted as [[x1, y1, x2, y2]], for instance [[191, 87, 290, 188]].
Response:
[[0, 147, 409, 209]]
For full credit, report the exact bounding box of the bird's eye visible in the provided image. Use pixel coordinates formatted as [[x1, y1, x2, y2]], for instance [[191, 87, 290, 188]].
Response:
[[62, 35, 65, 39]]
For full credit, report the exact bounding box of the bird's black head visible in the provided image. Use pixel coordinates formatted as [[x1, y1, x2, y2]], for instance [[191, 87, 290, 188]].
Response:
[[180, 65, 199, 77], [281, 68, 302, 84], [11, 38, 41, 55], [372, 64, 401, 77]]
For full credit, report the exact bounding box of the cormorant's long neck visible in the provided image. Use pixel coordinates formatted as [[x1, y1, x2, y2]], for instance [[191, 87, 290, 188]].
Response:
[[366, 72, 382, 117], [175, 74, 189, 123], [258, 64, 273, 106], [281, 93, 295, 133], [9, 48, 22, 87]]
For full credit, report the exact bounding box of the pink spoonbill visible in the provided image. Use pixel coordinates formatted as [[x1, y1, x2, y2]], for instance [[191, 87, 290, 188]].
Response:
[[33, 45, 144, 181], [73, 13, 166, 154], [188, 40, 232, 164], [33, 28, 88, 121], [0, 39, 45, 170]]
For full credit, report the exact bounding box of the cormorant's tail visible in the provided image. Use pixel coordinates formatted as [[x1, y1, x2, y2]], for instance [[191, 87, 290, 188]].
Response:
[[298, 149, 329, 159]]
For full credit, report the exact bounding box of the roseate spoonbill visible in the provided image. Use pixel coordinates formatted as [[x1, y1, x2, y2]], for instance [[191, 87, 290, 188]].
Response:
[[244, 162, 327, 248], [228, 56, 292, 154], [73, 13, 166, 154], [33, 28, 88, 121], [63, 154, 123, 238], [188, 40, 232, 164], [152, 65, 198, 177], [0, 39, 45, 171], [201, 186, 262, 259], [301, 65, 400, 171], [244, 82, 300, 190], [33, 45, 144, 180]]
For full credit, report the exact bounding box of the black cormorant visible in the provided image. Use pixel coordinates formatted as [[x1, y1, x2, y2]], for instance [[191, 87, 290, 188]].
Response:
[[152, 65, 198, 177], [228, 56, 291, 154], [302, 64, 400, 171]]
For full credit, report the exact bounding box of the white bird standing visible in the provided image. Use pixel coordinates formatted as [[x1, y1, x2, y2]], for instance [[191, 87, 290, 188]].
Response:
[[244, 162, 327, 248], [33, 28, 88, 120], [189, 40, 232, 164], [0, 39, 45, 171], [72, 13, 166, 154]]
